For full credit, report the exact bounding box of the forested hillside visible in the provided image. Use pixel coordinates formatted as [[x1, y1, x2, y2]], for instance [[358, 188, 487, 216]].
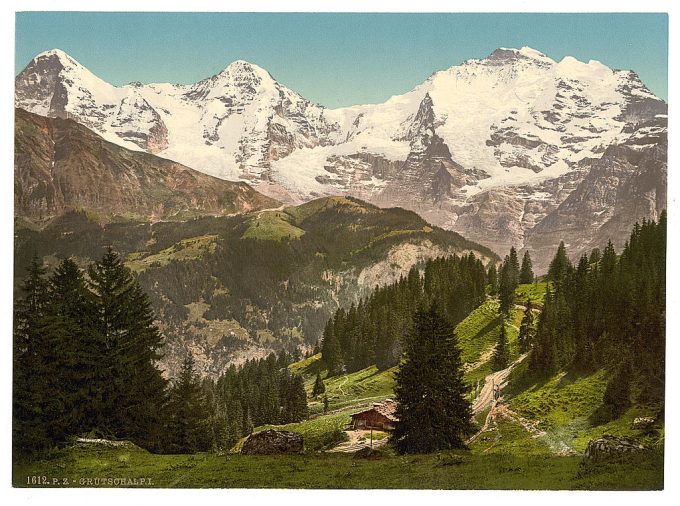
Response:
[[322, 253, 488, 374], [529, 213, 666, 412], [15, 196, 496, 377]]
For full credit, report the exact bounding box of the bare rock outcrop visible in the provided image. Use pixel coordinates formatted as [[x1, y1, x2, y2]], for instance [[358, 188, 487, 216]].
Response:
[[240, 429, 304, 455], [584, 434, 648, 462]]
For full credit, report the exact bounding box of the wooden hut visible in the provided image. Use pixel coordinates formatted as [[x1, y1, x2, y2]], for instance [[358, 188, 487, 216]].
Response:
[[350, 399, 398, 431]]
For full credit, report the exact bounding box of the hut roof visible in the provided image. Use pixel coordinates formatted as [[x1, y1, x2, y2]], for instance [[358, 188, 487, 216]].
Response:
[[352, 399, 399, 422]]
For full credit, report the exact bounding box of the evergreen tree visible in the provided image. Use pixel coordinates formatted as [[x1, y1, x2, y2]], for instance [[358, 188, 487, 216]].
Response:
[[487, 262, 498, 296], [593, 361, 633, 423], [491, 319, 510, 371], [49, 258, 99, 437], [312, 371, 326, 397], [280, 372, 308, 423], [167, 354, 209, 453], [498, 258, 516, 316], [321, 318, 342, 375], [13, 257, 63, 452], [547, 241, 571, 286], [519, 251, 534, 284], [87, 247, 167, 445], [323, 394, 329, 413], [393, 303, 473, 454], [508, 247, 520, 284], [517, 300, 534, 353], [530, 286, 556, 374]]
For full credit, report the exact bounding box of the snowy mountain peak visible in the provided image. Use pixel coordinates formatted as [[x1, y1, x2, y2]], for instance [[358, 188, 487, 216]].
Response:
[[32, 48, 80, 66], [517, 46, 554, 62], [222, 59, 268, 74], [486, 46, 555, 66], [15, 46, 666, 268]]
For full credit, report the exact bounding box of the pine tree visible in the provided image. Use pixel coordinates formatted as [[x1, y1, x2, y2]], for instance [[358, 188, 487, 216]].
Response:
[[323, 395, 329, 413], [517, 300, 534, 353], [167, 354, 209, 453], [547, 241, 571, 286], [312, 371, 326, 397], [508, 247, 520, 285], [13, 257, 62, 452], [498, 258, 516, 316], [290, 374, 309, 421], [321, 319, 342, 375], [393, 303, 473, 454], [519, 251, 534, 284], [595, 361, 632, 423], [87, 247, 167, 444], [487, 263, 498, 296], [491, 319, 510, 371], [49, 258, 99, 437]]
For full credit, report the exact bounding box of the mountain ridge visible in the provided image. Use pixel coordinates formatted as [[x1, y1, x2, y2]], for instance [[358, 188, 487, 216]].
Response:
[[15, 46, 667, 269], [14, 108, 278, 222]]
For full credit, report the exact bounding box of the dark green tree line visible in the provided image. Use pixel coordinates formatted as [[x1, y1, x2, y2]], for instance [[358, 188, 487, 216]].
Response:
[[322, 253, 487, 375], [529, 213, 666, 407]]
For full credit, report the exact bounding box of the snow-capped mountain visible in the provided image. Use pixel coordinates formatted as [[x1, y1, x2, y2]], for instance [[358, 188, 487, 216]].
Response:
[[15, 47, 667, 268], [15, 49, 342, 181]]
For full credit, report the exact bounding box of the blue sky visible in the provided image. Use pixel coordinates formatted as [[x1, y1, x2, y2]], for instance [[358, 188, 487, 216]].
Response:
[[15, 12, 668, 107]]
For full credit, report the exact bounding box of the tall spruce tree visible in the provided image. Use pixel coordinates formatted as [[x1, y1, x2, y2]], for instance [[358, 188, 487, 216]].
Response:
[[13, 257, 63, 453], [87, 247, 167, 444], [508, 247, 520, 286], [517, 300, 534, 353], [519, 251, 534, 284], [393, 303, 473, 454], [491, 319, 510, 371], [487, 262, 498, 296], [312, 371, 326, 397], [498, 258, 516, 316], [49, 258, 99, 437], [547, 241, 571, 286], [167, 354, 209, 453], [321, 317, 342, 375]]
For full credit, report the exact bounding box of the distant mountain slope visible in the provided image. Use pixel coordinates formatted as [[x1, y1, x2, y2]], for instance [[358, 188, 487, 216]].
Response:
[[15, 47, 667, 268], [15, 196, 497, 378], [14, 108, 278, 222]]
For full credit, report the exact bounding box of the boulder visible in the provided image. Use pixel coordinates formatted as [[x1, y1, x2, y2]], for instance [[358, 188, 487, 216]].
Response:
[[240, 429, 304, 455], [632, 417, 655, 431], [584, 434, 648, 462]]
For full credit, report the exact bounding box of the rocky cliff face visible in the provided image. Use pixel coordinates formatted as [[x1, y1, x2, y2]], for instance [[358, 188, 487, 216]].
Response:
[[16, 47, 667, 267], [524, 116, 667, 263], [14, 108, 278, 222]]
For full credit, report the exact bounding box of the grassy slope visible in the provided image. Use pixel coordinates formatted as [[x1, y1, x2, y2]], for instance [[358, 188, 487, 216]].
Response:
[[455, 295, 525, 385], [505, 361, 664, 454], [290, 353, 397, 415], [241, 211, 305, 241], [125, 235, 218, 272]]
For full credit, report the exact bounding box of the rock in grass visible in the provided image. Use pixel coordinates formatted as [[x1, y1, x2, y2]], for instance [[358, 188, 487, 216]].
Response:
[[632, 417, 655, 431], [241, 429, 304, 455], [584, 434, 648, 462]]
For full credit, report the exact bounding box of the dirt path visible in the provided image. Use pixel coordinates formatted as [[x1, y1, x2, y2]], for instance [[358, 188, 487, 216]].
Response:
[[327, 430, 389, 453], [336, 376, 349, 397], [471, 353, 528, 415], [466, 354, 578, 456]]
